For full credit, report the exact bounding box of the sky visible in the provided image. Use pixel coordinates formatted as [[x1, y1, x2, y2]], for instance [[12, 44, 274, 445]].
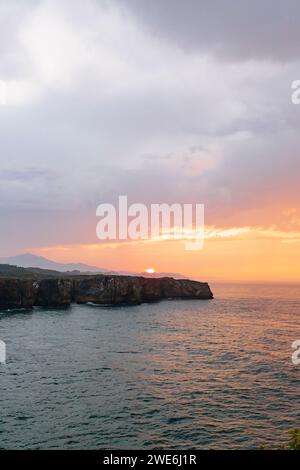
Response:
[[0, 0, 300, 282]]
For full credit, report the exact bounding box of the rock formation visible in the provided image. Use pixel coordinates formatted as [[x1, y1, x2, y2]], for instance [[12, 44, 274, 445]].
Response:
[[0, 275, 213, 310]]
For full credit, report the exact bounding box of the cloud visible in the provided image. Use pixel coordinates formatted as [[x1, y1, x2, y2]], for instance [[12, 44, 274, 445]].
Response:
[[116, 0, 300, 62], [0, 0, 300, 254]]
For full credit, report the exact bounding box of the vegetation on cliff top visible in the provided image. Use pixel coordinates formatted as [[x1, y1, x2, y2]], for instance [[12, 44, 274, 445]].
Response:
[[0, 264, 80, 279]]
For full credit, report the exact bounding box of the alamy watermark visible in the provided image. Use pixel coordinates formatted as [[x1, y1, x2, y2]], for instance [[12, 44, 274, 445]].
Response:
[[0, 340, 6, 364], [291, 80, 300, 104], [292, 340, 300, 366], [96, 196, 204, 251]]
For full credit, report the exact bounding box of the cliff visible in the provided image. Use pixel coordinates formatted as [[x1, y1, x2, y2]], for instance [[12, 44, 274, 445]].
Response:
[[0, 275, 213, 309]]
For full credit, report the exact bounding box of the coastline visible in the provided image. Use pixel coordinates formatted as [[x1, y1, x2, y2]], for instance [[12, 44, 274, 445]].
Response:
[[0, 274, 213, 310]]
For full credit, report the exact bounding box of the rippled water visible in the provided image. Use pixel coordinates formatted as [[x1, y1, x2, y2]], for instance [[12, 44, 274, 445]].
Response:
[[0, 283, 300, 449]]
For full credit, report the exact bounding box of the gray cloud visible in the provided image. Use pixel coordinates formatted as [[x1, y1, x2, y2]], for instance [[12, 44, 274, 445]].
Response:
[[0, 0, 299, 254], [117, 0, 300, 62]]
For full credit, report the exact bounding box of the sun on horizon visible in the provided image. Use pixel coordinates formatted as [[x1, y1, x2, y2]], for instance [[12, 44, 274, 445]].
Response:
[[145, 268, 156, 274]]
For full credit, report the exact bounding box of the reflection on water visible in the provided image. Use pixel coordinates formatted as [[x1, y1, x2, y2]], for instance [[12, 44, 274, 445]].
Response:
[[0, 283, 300, 449]]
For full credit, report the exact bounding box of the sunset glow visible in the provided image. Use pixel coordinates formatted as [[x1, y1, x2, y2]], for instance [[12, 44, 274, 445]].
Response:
[[28, 222, 300, 283], [145, 268, 155, 274], [3, 0, 300, 455], [1, 0, 300, 286]]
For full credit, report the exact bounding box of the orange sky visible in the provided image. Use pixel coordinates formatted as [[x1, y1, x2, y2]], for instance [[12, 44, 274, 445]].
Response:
[[2, 2, 300, 285], [31, 226, 300, 283]]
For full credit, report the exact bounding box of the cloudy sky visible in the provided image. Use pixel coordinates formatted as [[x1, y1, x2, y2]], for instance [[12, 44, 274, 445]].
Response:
[[1, 0, 300, 281]]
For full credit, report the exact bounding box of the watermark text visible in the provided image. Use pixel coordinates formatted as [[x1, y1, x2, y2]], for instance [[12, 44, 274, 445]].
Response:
[[96, 196, 204, 251], [0, 340, 6, 364]]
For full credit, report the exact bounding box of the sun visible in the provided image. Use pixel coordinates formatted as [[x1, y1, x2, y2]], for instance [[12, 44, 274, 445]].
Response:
[[145, 268, 155, 274]]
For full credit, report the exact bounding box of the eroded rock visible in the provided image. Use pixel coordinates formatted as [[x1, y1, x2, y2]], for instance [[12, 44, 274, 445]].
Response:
[[0, 275, 213, 309]]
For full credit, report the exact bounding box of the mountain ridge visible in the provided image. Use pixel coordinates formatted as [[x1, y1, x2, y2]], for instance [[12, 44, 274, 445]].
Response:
[[0, 253, 109, 274], [0, 253, 188, 279]]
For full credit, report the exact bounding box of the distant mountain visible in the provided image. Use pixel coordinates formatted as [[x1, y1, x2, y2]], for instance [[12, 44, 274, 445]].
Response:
[[0, 253, 188, 279], [0, 253, 108, 273]]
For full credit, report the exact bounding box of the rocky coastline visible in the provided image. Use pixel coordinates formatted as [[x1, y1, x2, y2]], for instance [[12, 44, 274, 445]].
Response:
[[0, 275, 213, 309]]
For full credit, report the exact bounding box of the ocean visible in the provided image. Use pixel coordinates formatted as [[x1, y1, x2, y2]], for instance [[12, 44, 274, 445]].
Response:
[[0, 283, 299, 449]]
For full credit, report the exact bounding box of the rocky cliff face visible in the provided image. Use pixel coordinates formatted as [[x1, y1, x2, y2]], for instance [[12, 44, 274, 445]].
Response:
[[0, 275, 213, 309], [72, 276, 213, 305], [0, 279, 37, 309], [35, 279, 73, 307]]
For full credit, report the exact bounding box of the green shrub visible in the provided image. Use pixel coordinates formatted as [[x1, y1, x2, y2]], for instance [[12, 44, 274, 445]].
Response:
[[282, 429, 300, 450]]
